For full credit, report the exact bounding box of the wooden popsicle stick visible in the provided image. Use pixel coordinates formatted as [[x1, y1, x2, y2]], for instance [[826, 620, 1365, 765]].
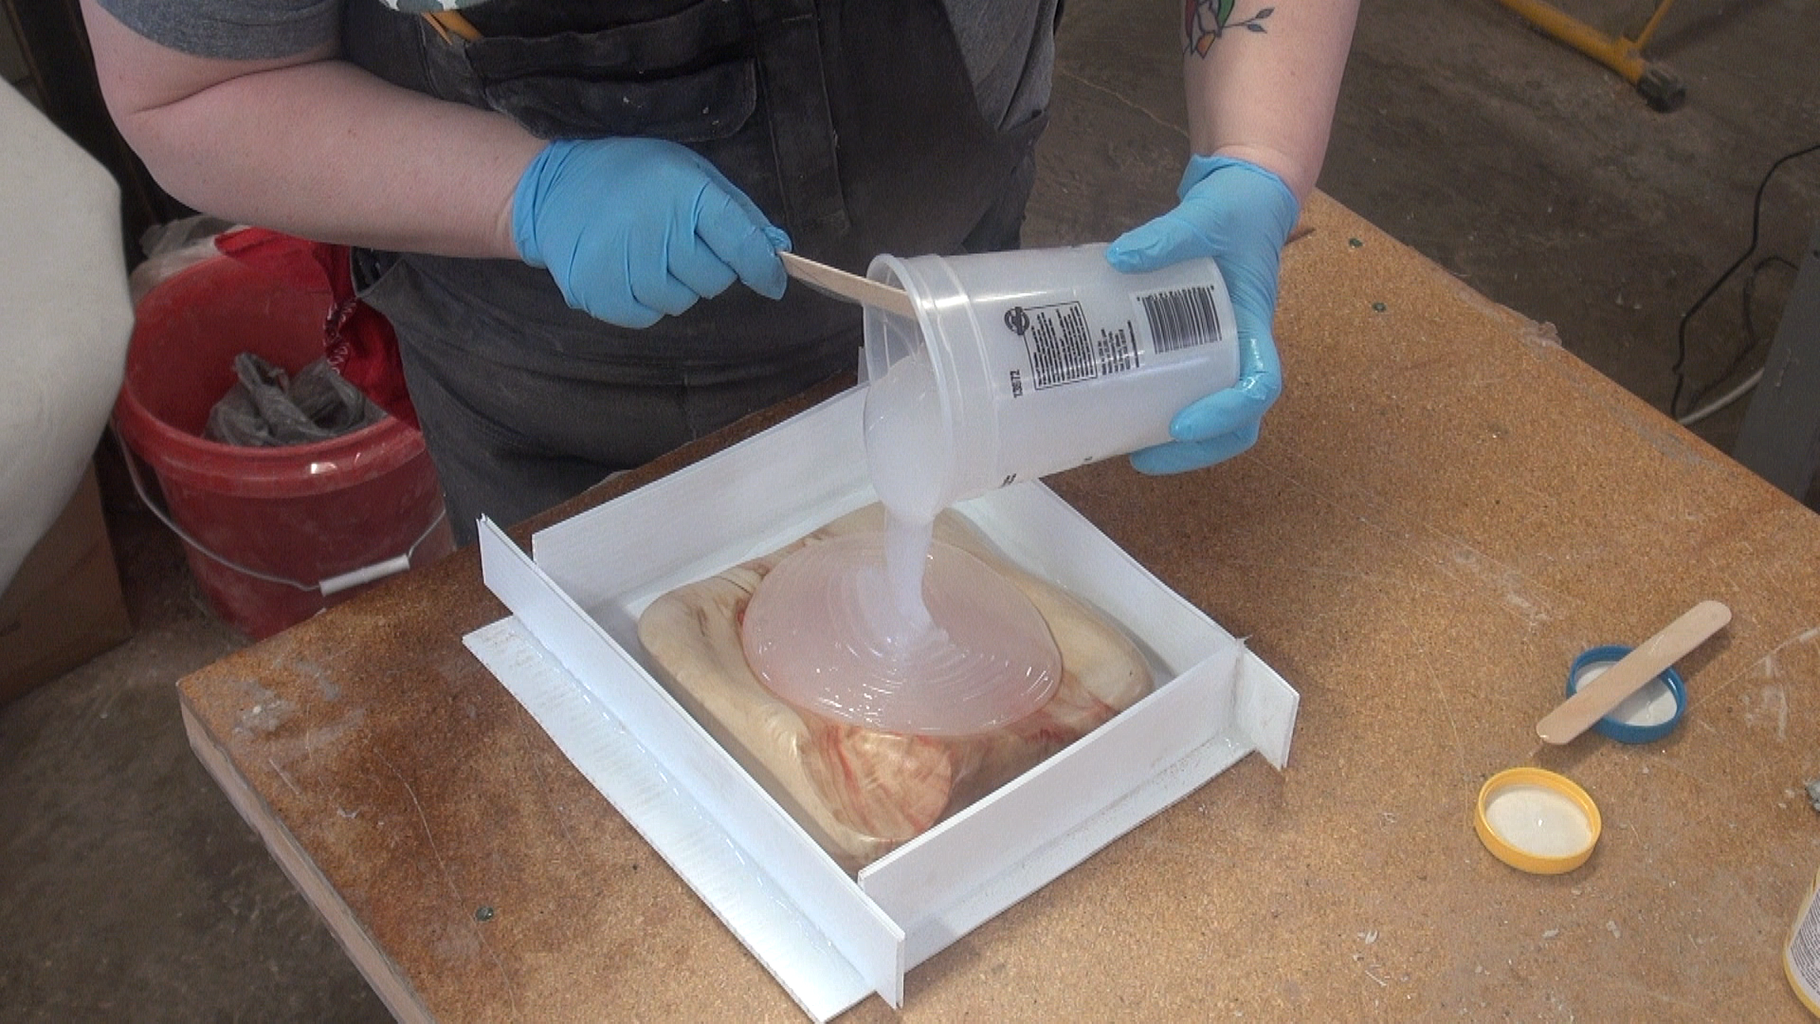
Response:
[[1536, 600, 1731, 744], [778, 251, 917, 318]]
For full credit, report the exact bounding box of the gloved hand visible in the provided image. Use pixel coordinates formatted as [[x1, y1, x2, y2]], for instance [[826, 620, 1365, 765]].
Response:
[[1105, 155, 1299, 474], [512, 138, 790, 329]]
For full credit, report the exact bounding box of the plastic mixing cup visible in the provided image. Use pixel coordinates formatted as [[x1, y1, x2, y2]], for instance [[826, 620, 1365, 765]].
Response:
[[862, 243, 1240, 518]]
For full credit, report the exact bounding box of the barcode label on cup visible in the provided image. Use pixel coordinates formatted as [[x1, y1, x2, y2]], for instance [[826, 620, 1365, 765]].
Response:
[[1010, 283, 1225, 392], [1137, 285, 1225, 353]]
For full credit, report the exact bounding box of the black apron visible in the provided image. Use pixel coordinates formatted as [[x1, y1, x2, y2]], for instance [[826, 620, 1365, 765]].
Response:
[[341, 0, 1051, 541]]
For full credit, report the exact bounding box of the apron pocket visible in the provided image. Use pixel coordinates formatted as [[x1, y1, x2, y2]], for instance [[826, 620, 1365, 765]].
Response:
[[462, 0, 757, 141]]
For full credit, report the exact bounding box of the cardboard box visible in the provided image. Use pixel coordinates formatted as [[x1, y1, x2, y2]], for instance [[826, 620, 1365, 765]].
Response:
[[0, 464, 133, 703], [466, 388, 1297, 1021]]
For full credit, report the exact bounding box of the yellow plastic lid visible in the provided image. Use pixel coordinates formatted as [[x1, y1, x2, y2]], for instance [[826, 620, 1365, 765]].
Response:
[[1475, 767, 1602, 874]]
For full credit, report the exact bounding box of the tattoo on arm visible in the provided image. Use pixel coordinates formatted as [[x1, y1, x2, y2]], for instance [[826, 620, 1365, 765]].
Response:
[[1184, 0, 1274, 54]]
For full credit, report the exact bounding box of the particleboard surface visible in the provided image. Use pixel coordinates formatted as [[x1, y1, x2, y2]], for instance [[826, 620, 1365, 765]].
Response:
[[178, 193, 1820, 1022]]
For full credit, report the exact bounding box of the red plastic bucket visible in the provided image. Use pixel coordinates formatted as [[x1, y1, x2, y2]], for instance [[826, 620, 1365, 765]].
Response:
[[113, 255, 453, 639]]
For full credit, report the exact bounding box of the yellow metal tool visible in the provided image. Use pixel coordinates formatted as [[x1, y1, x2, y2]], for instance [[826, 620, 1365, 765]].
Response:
[[1495, 0, 1685, 110]]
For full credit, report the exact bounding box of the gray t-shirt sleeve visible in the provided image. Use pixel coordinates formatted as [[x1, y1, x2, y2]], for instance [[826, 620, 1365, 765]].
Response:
[[95, 0, 341, 60]]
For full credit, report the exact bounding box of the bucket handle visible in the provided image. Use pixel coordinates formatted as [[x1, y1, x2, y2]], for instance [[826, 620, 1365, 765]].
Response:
[[113, 424, 446, 597]]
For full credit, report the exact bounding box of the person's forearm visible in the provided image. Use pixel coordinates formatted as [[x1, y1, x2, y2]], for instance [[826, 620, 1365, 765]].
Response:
[[143, 60, 545, 258], [1182, 0, 1359, 203], [82, 0, 543, 259]]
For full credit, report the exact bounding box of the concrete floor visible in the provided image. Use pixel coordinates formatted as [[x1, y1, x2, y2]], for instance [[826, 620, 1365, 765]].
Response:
[[3, 1, 1817, 1020]]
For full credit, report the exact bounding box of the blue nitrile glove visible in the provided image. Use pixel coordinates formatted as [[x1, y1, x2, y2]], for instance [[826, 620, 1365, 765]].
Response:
[[512, 138, 791, 329], [1105, 155, 1299, 474]]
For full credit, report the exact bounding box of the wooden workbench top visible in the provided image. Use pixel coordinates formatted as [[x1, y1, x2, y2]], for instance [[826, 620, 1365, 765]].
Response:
[[178, 193, 1820, 1022]]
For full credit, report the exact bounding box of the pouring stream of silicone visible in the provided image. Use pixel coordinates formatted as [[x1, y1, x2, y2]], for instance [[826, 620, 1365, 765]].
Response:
[[1535, 600, 1730, 744], [739, 299, 1062, 736], [740, 532, 1062, 735]]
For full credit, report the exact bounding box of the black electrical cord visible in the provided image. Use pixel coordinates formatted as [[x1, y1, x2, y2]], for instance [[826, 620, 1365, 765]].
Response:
[[1669, 141, 1820, 420], [1681, 254, 1800, 412]]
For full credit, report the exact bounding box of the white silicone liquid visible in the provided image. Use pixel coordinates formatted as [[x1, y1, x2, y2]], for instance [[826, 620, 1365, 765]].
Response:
[[1483, 784, 1594, 858], [864, 345, 947, 635], [740, 533, 1061, 736], [739, 340, 1064, 735], [882, 512, 935, 633]]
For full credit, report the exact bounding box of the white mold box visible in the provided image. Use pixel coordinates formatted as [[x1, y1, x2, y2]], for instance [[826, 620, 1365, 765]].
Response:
[[467, 386, 1297, 1022]]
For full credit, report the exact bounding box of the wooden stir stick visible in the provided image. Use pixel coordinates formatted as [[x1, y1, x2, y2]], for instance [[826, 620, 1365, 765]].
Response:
[[778, 251, 918, 318], [1536, 600, 1731, 745]]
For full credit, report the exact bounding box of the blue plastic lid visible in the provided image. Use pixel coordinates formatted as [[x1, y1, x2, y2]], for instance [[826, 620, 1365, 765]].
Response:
[[1566, 644, 1687, 744]]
